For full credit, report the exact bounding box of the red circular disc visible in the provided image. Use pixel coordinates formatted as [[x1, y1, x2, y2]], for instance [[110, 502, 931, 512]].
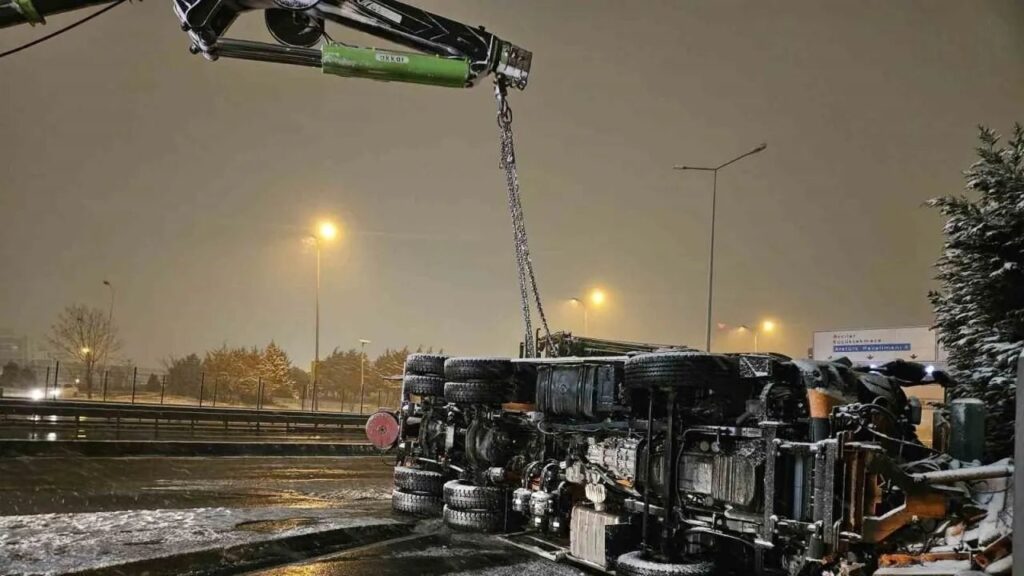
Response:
[[365, 410, 400, 450]]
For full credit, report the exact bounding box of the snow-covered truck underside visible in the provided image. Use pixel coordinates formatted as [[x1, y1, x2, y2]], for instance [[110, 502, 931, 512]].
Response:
[[365, 339, 1014, 576]]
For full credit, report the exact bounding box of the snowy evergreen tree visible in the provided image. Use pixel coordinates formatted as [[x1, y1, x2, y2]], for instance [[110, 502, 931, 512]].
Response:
[[928, 124, 1024, 461], [261, 341, 295, 399]]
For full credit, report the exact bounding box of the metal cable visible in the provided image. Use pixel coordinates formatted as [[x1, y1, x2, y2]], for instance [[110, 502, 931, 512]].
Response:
[[494, 80, 555, 357], [0, 0, 127, 60]]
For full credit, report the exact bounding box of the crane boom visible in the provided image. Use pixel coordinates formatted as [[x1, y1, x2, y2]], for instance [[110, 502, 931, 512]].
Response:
[[1, 0, 531, 90]]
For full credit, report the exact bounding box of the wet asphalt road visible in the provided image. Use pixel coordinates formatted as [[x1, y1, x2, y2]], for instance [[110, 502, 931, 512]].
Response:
[[247, 521, 591, 576], [0, 455, 395, 516], [0, 456, 587, 575]]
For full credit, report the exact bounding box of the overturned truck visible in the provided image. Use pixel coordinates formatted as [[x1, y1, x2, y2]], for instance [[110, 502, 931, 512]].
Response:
[[365, 336, 1013, 575]]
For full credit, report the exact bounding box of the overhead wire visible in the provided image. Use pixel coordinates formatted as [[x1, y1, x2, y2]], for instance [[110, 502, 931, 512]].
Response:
[[0, 0, 128, 60]]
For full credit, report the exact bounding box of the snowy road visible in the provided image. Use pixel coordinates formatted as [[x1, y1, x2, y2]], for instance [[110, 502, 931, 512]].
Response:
[[0, 455, 394, 515], [0, 456, 585, 576], [245, 521, 592, 576]]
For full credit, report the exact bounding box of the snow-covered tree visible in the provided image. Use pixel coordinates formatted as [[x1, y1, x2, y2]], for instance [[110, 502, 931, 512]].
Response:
[[261, 341, 295, 398], [928, 124, 1024, 461]]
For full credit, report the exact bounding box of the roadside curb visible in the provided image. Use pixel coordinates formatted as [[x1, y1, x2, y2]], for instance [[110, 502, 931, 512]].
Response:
[[0, 440, 379, 457], [65, 521, 413, 576]]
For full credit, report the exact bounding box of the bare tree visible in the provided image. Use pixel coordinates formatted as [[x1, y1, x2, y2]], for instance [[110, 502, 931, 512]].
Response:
[[48, 304, 121, 399]]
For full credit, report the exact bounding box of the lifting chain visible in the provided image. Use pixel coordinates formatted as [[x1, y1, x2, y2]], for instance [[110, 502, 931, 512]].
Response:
[[494, 79, 555, 358]]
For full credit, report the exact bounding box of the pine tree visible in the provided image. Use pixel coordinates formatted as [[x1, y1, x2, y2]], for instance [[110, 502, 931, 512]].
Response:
[[261, 341, 295, 399], [928, 124, 1024, 461]]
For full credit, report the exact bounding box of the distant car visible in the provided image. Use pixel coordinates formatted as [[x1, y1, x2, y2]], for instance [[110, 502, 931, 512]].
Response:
[[27, 384, 76, 400]]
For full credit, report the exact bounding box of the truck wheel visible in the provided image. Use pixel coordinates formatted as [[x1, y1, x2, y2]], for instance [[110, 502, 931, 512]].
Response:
[[444, 357, 514, 381], [624, 352, 738, 389], [442, 479, 504, 511], [394, 466, 445, 494], [443, 381, 508, 405], [405, 353, 448, 377], [615, 551, 716, 576], [392, 490, 442, 516], [443, 505, 503, 532], [403, 374, 445, 397]]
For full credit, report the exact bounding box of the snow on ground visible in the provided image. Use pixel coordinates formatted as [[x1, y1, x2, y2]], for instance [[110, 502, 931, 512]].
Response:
[[0, 506, 400, 576]]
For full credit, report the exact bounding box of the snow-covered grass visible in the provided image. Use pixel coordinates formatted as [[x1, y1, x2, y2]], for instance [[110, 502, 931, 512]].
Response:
[[0, 506, 399, 576]]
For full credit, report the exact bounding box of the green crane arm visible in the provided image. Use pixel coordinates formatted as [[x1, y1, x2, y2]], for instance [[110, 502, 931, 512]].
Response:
[[1, 0, 531, 90]]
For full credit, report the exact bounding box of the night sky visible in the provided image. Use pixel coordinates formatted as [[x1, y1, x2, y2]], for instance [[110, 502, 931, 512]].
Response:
[[2, 1, 1022, 368]]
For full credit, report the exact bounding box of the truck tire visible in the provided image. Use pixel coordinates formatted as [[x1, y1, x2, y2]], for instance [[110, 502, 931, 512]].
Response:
[[405, 353, 448, 377], [403, 374, 445, 397], [392, 489, 442, 516], [444, 357, 514, 382], [442, 479, 504, 511], [615, 552, 716, 576], [393, 466, 445, 494], [443, 505, 503, 532], [624, 352, 738, 389], [444, 381, 509, 405]]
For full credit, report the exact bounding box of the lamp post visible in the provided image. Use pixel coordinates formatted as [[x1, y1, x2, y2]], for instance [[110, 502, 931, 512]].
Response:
[[570, 289, 606, 337], [719, 320, 777, 353], [569, 298, 588, 336], [308, 220, 337, 412], [674, 143, 767, 352], [101, 280, 114, 373], [358, 338, 371, 414], [80, 346, 92, 399], [102, 280, 114, 328]]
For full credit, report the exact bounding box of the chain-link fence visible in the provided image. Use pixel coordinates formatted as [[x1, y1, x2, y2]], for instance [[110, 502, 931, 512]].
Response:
[[0, 360, 401, 414]]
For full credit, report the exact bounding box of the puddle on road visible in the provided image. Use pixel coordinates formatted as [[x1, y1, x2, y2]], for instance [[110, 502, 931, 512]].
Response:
[[236, 517, 320, 533]]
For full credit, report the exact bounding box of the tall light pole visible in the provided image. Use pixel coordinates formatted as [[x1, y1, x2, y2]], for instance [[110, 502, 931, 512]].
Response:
[[569, 298, 588, 335], [102, 280, 114, 327], [102, 279, 115, 367], [358, 338, 371, 414], [309, 220, 337, 412], [570, 289, 606, 337], [674, 143, 766, 352]]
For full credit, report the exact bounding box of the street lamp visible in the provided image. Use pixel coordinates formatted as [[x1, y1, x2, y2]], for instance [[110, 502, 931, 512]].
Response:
[[674, 143, 767, 352], [570, 289, 606, 336], [358, 338, 371, 414], [720, 320, 777, 353], [102, 280, 115, 365], [308, 219, 338, 412], [569, 298, 588, 336]]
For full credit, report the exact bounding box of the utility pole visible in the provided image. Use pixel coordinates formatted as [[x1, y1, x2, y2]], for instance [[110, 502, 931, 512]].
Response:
[[358, 339, 371, 414], [674, 143, 766, 352]]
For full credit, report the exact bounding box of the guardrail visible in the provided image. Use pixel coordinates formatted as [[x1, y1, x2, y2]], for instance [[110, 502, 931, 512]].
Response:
[[0, 398, 370, 442]]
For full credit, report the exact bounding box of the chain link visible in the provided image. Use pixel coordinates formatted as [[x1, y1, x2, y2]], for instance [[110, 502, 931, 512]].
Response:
[[494, 80, 556, 357]]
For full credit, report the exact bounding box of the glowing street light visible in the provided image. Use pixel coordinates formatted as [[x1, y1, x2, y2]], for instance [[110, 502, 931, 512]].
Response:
[[80, 347, 91, 356], [570, 289, 607, 336], [718, 320, 778, 353], [318, 220, 338, 241], [309, 219, 339, 412]]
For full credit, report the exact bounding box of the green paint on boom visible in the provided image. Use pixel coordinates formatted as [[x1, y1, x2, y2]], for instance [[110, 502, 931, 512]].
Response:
[[321, 44, 470, 88]]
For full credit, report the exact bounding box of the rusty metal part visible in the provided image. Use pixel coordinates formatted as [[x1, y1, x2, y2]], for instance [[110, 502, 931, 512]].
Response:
[[973, 533, 1011, 569], [861, 490, 949, 543], [878, 551, 971, 567]]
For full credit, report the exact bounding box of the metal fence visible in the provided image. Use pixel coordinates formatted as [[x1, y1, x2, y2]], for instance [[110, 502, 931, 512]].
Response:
[[0, 361, 401, 414]]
